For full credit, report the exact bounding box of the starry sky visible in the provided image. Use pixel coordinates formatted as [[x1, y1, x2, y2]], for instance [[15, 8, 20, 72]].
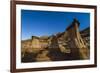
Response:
[[21, 10, 90, 40]]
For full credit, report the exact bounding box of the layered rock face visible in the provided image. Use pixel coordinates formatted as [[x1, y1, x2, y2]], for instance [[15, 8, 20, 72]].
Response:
[[21, 19, 90, 62]]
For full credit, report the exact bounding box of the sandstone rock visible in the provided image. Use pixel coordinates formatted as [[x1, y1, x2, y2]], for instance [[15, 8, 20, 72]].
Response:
[[36, 50, 51, 62]]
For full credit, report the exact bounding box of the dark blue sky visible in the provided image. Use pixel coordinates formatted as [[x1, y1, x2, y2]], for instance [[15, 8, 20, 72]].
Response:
[[21, 10, 90, 40]]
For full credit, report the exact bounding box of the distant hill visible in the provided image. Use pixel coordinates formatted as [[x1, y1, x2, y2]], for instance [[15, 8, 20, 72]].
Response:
[[80, 27, 90, 37]]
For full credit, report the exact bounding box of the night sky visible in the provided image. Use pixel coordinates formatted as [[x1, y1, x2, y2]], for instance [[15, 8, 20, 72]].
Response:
[[21, 10, 90, 40]]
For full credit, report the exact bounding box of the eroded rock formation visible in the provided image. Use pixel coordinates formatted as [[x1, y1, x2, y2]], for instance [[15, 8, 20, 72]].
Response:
[[21, 18, 90, 62]]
